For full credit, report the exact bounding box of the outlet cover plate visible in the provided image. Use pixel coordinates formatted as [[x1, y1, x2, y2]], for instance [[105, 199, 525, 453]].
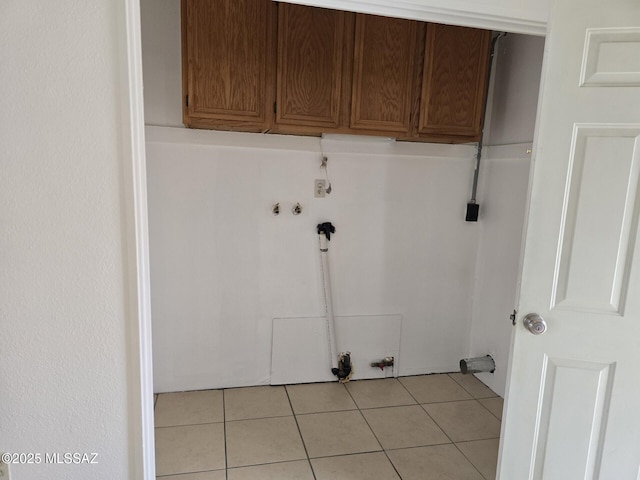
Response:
[[314, 179, 326, 198]]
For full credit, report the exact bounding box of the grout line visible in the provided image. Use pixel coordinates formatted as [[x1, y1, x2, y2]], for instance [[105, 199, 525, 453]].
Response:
[[309, 449, 385, 460], [477, 397, 504, 422], [156, 468, 225, 478], [156, 374, 500, 479], [396, 376, 420, 401], [224, 460, 314, 473], [351, 401, 417, 410], [309, 448, 390, 460], [420, 398, 479, 406], [398, 380, 483, 478], [454, 437, 501, 445], [223, 390, 229, 480], [416, 401, 457, 443], [424, 412, 488, 480], [447, 373, 500, 400], [342, 380, 404, 479], [344, 379, 418, 410], [453, 441, 492, 480], [225, 413, 295, 423], [293, 407, 359, 415], [156, 387, 224, 394], [397, 379, 467, 449], [405, 380, 493, 480], [448, 372, 481, 398], [284, 386, 318, 480], [416, 398, 475, 405], [382, 440, 456, 452], [155, 420, 225, 429]]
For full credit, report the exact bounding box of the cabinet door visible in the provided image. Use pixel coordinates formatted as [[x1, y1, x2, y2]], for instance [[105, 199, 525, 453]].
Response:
[[276, 4, 347, 130], [419, 24, 491, 139], [350, 14, 418, 135], [181, 0, 276, 131]]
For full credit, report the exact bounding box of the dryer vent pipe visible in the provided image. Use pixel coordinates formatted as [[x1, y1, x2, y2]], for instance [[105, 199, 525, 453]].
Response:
[[460, 355, 495, 374]]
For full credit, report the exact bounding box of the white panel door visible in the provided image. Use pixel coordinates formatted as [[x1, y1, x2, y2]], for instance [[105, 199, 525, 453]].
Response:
[[499, 1, 640, 479]]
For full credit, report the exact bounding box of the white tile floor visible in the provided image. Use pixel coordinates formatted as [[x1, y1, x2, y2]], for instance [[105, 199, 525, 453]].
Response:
[[154, 373, 503, 479]]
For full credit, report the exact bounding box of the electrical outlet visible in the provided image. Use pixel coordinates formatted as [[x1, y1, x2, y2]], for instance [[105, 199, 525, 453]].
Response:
[[0, 460, 11, 479], [314, 179, 326, 198]]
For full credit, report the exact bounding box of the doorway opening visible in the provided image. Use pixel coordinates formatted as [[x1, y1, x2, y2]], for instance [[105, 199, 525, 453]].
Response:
[[137, 1, 545, 478]]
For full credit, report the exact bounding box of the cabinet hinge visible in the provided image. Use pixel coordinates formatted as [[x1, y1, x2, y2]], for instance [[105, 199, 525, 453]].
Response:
[[273, 102, 277, 114], [510, 309, 518, 326], [185, 95, 189, 107]]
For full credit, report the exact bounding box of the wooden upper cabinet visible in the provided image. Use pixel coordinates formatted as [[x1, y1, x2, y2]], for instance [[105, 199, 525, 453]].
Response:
[[276, 4, 348, 130], [181, 0, 276, 131], [350, 14, 420, 135], [180, 3, 493, 142], [419, 24, 491, 140]]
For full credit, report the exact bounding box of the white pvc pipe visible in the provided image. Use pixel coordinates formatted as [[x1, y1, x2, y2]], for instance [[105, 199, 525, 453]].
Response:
[[319, 233, 338, 372]]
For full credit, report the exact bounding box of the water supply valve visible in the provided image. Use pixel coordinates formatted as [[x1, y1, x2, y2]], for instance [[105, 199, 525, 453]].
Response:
[[317, 222, 335, 240], [370, 357, 394, 371], [332, 352, 352, 383]]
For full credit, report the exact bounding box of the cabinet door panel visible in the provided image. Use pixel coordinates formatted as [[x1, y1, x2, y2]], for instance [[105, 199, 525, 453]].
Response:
[[419, 24, 491, 138], [350, 14, 417, 134], [182, 0, 275, 130], [277, 4, 345, 128]]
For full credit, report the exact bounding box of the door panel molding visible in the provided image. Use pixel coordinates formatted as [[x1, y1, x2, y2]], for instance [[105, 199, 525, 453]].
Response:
[[531, 356, 615, 480], [551, 125, 640, 315], [580, 28, 640, 87]]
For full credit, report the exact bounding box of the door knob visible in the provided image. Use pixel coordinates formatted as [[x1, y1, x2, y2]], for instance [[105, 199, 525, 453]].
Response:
[[523, 313, 547, 335]]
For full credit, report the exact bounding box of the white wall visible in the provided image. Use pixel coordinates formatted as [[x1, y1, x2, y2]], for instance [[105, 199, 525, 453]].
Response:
[[0, 1, 135, 479], [141, 0, 182, 127], [469, 147, 531, 397], [466, 34, 544, 397], [486, 34, 545, 146], [147, 127, 480, 392], [141, 1, 543, 395]]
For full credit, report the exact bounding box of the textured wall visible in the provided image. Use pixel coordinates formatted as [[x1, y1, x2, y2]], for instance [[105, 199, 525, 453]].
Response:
[[0, 1, 132, 478]]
